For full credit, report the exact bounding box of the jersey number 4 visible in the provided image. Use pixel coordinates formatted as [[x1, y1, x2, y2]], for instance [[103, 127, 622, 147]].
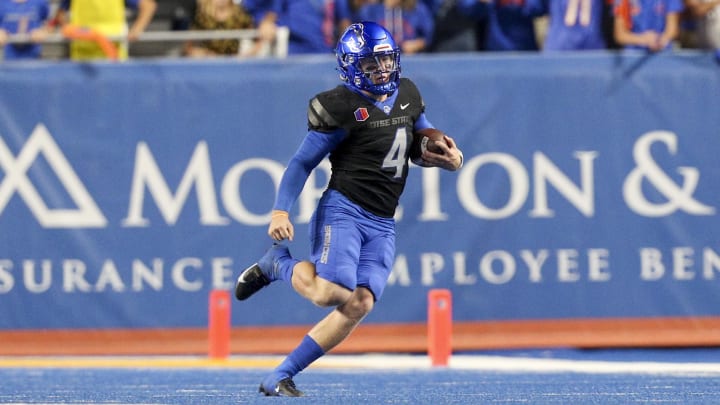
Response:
[[382, 127, 409, 178]]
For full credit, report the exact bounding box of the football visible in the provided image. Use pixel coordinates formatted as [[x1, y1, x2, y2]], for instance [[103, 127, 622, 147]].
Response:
[[409, 127, 447, 162]]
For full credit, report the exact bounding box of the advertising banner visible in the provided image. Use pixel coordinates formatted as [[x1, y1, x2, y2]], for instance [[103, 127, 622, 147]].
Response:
[[0, 54, 719, 333]]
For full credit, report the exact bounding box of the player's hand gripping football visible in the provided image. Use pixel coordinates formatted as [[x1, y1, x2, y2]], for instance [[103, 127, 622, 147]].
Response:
[[268, 210, 294, 241], [421, 135, 464, 171]]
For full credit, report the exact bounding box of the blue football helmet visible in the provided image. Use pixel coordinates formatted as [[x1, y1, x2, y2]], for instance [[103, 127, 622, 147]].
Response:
[[336, 22, 401, 95]]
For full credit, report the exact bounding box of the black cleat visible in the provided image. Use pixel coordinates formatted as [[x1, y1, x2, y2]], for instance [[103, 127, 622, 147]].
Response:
[[234, 263, 270, 301], [259, 377, 304, 397]]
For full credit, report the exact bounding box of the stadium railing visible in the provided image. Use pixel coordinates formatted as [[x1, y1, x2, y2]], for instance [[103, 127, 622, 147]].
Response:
[[2, 26, 290, 60]]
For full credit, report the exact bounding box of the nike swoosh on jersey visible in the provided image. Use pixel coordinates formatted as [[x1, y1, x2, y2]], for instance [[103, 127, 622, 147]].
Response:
[[400, 103, 410, 110]]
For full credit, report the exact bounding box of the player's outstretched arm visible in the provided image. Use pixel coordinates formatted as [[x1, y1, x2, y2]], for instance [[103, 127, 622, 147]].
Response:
[[268, 129, 342, 241], [421, 135, 463, 171]]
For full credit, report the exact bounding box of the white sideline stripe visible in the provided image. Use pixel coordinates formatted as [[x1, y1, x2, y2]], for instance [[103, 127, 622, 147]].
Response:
[[2, 354, 720, 375], [314, 354, 720, 375]]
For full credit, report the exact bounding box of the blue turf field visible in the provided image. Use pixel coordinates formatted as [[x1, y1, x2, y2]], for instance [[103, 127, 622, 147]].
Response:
[[2, 349, 720, 404]]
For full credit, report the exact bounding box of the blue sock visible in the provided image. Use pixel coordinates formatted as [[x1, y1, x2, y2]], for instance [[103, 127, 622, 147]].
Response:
[[277, 257, 299, 282], [272, 335, 325, 380], [259, 245, 299, 282]]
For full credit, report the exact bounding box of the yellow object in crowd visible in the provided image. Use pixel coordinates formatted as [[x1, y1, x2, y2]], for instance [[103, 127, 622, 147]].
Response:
[[69, 0, 127, 60]]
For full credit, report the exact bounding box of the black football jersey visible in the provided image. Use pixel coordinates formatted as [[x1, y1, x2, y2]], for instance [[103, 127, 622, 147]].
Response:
[[307, 78, 426, 218]]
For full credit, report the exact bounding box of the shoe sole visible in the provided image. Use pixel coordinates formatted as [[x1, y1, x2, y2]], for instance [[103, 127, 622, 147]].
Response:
[[258, 384, 304, 397], [258, 385, 275, 396]]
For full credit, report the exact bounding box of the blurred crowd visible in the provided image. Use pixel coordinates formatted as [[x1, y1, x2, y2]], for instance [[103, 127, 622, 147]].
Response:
[[0, 0, 718, 61]]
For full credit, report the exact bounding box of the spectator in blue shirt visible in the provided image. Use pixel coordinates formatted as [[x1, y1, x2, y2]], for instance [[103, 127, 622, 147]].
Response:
[[526, 0, 608, 50], [0, 0, 50, 60], [356, 0, 435, 54], [257, 0, 352, 54], [613, 0, 682, 51], [458, 0, 542, 51]]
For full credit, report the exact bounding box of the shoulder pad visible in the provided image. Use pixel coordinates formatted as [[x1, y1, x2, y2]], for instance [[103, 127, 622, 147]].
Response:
[[307, 86, 355, 132]]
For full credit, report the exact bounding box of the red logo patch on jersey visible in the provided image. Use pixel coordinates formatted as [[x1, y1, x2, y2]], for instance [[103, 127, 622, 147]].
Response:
[[354, 108, 369, 122]]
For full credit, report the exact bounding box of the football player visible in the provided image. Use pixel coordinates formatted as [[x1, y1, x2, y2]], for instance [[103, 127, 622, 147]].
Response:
[[235, 21, 463, 397]]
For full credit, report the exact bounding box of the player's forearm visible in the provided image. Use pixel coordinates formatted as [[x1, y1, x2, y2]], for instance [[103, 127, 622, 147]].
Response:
[[273, 130, 342, 211], [273, 157, 312, 212]]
